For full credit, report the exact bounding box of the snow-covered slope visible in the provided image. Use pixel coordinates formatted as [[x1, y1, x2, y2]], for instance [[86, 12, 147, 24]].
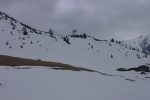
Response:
[[125, 35, 150, 55], [0, 67, 150, 100], [1, 11, 150, 100], [0, 11, 150, 77]]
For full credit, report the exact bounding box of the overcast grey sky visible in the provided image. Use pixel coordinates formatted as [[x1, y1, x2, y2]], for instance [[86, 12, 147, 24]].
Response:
[[0, 0, 150, 40]]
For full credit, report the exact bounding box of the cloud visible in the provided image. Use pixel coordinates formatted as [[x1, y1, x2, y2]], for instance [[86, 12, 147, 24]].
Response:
[[1, 0, 150, 40]]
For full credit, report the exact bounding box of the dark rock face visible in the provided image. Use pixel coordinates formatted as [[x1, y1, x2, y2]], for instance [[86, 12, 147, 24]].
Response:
[[128, 65, 150, 72], [141, 72, 146, 75], [116, 68, 127, 71], [117, 65, 150, 72], [140, 36, 150, 55], [145, 44, 150, 54]]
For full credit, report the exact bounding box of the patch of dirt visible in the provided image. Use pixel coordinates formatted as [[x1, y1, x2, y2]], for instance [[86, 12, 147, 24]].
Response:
[[0, 55, 135, 80], [0, 55, 96, 72]]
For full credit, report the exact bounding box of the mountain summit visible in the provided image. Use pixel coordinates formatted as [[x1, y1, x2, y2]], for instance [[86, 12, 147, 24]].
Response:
[[126, 35, 150, 55]]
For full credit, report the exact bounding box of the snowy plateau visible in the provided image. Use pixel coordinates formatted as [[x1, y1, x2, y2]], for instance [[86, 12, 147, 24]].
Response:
[[0, 11, 150, 100]]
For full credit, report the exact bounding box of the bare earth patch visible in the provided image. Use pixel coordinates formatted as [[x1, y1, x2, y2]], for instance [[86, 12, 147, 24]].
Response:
[[0, 55, 139, 81], [0, 55, 98, 72]]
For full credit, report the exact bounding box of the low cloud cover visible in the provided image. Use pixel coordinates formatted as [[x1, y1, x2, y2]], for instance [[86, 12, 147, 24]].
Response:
[[1, 0, 150, 40]]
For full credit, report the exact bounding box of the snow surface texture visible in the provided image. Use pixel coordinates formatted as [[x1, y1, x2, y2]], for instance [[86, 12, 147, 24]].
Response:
[[0, 67, 150, 100], [0, 11, 150, 100]]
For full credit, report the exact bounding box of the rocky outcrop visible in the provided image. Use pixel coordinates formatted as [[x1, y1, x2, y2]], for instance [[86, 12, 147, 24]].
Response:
[[117, 65, 150, 72]]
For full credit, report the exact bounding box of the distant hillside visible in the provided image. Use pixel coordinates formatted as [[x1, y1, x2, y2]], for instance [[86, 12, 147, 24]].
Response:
[[0, 11, 150, 79]]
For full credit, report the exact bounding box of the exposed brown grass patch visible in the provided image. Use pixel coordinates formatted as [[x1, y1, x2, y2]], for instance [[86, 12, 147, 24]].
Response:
[[0, 55, 96, 72]]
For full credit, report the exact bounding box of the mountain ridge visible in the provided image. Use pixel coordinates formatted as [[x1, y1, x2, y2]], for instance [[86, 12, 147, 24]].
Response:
[[125, 34, 150, 55], [0, 11, 150, 80]]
